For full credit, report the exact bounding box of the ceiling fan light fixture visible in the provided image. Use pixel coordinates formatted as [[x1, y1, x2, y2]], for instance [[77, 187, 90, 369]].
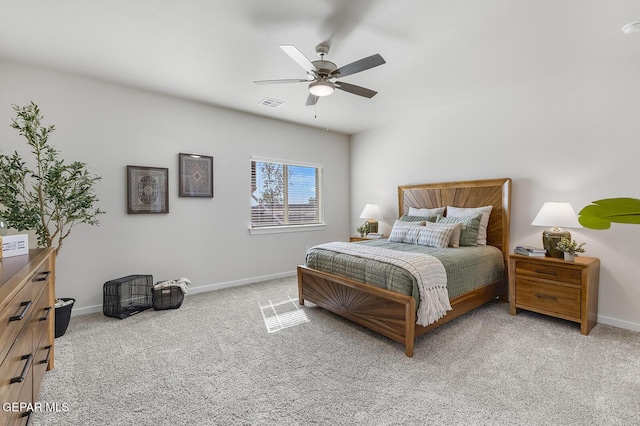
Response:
[[309, 80, 334, 97]]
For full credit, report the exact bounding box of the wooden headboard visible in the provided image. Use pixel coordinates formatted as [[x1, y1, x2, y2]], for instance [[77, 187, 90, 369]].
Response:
[[398, 178, 512, 262]]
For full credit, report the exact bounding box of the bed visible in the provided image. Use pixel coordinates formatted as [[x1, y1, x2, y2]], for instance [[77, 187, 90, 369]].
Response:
[[297, 178, 511, 357]]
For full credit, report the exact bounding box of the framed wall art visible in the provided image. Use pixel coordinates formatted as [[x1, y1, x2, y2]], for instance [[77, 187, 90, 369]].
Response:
[[127, 165, 169, 214], [179, 153, 214, 198]]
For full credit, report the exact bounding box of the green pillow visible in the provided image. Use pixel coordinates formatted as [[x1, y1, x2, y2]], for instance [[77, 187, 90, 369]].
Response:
[[399, 214, 437, 223], [436, 214, 482, 246]]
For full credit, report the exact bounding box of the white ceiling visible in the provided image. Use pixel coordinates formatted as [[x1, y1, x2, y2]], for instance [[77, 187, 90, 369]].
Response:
[[1, 0, 640, 135]]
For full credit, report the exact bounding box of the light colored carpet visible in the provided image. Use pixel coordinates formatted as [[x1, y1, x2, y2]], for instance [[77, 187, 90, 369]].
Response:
[[33, 276, 640, 425]]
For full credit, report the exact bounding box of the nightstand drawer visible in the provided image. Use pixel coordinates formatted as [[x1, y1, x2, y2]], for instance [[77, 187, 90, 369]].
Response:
[[515, 278, 581, 319], [515, 261, 582, 285]]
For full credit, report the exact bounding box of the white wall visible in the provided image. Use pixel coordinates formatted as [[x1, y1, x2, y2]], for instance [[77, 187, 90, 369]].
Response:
[[351, 56, 640, 331], [0, 60, 350, 314]]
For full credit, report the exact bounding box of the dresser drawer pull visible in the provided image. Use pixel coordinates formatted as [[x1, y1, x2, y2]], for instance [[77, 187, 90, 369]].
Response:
[[21, 409, 33, 423], [39, 345, 53, 365], [32, 271, 51, 282], [535, 293, 558, 301], [534, 269, 558, 276], [10, 353, 33, 384], [40, 306, 52, 321], [9, 300, 33, 321]]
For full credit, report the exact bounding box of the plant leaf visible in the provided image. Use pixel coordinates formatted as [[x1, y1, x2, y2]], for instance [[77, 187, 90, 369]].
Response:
[[578, 198, 640, 230]]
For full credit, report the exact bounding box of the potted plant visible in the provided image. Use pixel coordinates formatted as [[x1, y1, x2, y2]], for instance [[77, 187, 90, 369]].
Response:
[[556, 237, 586, 262], [357, 224, 368, 237], [579, 198, 640, 229], [0, 102, 105, 337]]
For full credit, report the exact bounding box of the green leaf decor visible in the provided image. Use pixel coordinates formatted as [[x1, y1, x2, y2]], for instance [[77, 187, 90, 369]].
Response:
[[578, 198, 640, 230]]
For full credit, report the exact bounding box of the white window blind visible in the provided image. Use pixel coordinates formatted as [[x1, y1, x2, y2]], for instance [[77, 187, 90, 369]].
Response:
[[251, 157, 323, 230]]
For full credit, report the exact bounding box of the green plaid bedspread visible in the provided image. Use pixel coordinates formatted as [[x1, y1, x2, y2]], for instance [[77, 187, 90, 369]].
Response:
[[305, 239, 505, 306]]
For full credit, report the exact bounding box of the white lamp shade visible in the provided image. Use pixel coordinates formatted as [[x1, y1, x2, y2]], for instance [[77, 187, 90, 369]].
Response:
[[531, 202, 581, 228], [359, 204, 381, 219]]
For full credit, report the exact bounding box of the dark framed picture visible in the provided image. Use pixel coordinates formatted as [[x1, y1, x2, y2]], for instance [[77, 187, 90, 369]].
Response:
[[127, 165, 169, 214], [179, 153, 214, 198]]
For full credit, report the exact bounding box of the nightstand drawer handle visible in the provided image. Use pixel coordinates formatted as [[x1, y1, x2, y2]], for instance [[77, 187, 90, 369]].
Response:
[[534, 269, 557, 276], [535, 293, 558, 301]]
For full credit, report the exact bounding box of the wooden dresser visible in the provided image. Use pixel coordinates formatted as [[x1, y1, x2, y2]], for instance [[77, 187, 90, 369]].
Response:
[[1, 248, 56, 425], [508, 254, 600, 335]]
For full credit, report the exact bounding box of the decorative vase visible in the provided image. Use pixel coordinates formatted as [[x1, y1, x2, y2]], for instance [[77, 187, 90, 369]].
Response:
[[563, 252, 575, 262]]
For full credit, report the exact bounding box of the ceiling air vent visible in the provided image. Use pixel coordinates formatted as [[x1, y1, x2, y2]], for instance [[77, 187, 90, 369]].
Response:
[[259, 98, 285, 108]]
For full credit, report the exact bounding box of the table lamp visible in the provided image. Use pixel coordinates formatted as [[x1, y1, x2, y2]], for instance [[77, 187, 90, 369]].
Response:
[[531, 202, 581, 258], [359, 204, 381, 234]]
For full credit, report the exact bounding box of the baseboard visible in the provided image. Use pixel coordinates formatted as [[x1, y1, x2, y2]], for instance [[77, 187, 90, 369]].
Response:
[[597, 314, 640, 333], [70, 274, 640, 334], [71, 270, 297, 318]]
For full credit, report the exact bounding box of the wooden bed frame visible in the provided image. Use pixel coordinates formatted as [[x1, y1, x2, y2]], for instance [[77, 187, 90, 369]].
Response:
[[297, 177, 512, 357]]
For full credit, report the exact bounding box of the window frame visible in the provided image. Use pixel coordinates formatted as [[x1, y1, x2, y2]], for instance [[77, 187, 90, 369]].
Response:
[[249, 156, 325, 235]]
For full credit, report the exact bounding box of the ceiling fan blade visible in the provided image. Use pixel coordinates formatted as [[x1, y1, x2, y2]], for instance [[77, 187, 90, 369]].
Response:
[[335, 81, 377, 98], [280, 44, 317, 75], [254, 79, 309, 85], [331, 53, 385, 78], [305, 93, 319, 106]]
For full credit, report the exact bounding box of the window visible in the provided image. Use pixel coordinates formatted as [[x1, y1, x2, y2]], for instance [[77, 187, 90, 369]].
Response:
[[250, 157, 323, 233]]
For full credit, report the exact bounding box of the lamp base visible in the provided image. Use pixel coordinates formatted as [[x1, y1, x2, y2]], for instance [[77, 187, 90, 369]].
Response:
[[366, 219, 378, 234], [542, 229, 570, 258]]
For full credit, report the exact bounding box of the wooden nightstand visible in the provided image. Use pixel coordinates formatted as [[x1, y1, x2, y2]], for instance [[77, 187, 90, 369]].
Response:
[[349, 236, 385, 242], [508, 254, 600, 335], [349, 236, 370, 242]]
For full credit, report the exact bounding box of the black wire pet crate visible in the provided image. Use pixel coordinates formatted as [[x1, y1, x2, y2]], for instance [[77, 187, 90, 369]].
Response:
[[103, 275, 153, 319]]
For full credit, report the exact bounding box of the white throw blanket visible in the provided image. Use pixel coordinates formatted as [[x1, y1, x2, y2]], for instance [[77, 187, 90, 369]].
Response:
[[154, 277, 191, 295], [311, 242, 452, 326]]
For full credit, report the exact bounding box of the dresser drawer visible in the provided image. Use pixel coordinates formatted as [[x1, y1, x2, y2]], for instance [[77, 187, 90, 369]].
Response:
[[2, 364, 34, 426], [0, 269, 47, 364], [515, 277, 581, 319], [0, 325, 34, 407], [515, 261, 581, 285]]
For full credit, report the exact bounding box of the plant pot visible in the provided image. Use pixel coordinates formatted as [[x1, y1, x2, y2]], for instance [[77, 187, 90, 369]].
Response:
[[55, 298, 75, 338], [563, 252, 576, 262]]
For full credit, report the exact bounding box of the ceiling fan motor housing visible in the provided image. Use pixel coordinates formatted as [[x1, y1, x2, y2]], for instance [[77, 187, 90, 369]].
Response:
[[312, 60, 338, 77]]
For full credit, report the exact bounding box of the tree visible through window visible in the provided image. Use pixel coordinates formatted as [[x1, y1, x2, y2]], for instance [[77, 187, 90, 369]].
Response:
[[251, 158, 322, 228]]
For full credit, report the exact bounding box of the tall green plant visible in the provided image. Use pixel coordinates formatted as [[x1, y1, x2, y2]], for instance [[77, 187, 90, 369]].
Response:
[[0, 102, 104, 254]]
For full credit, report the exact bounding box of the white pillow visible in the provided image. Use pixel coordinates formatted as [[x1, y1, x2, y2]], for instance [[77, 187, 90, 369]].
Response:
[[446, 205, 493, 245], [409, 206, 445, 217]]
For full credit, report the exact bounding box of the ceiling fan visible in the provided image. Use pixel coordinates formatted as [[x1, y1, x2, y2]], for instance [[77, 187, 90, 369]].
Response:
[[254, 43, 385, 106]]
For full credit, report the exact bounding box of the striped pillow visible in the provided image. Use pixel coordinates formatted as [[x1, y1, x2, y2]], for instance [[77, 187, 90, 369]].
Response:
[[389, 221, 423, 243], [436, 214, 482, 246], [428, 221, 465, 248], [389, 221, 455, 248], [446, 206, 493, 245]]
